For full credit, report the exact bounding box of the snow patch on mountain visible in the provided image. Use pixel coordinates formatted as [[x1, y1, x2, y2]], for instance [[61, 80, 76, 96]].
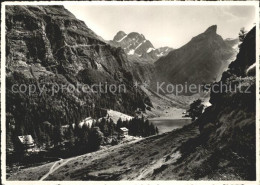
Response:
[[128, 49, 135, 55], [147, 48, 155, 53], [135, 42, 143, 50], [156, 52, 164, 57], [117, 34, 128, 42]]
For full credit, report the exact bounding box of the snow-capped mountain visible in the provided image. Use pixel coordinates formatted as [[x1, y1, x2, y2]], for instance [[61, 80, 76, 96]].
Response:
[[109, 31, 173, 62]]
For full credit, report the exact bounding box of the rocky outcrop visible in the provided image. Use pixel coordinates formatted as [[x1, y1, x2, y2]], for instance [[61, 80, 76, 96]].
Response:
[[154, 25, 237, 87], [223, 27, 256, 78], [6, 5, 151, 134]]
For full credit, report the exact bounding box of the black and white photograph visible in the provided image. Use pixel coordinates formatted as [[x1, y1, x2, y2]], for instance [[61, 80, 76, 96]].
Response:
[[1, 1, 259, 184]]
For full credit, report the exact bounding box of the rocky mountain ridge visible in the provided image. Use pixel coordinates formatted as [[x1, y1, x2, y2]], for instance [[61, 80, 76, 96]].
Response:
[[109, 31, 173, 62]]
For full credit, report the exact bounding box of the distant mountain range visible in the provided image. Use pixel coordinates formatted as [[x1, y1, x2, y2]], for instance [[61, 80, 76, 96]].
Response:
[[108, 26, 238, 90], [109, 31, 173, 62]]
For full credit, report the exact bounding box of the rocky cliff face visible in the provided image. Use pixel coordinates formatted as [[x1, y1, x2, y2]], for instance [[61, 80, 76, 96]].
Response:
[[6, 5, 151, 133], [6, 5, 129, 79], [110, 31, 173, 62], [155, 25, 237, 86]]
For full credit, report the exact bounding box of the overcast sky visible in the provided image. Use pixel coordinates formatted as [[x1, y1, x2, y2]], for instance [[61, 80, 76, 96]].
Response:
[[64, 5, 256, 48]]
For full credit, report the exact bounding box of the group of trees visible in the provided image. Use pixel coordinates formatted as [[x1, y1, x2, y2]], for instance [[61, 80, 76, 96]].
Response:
[[239, 27, 247, 47], [7, 119, 105, 161], [95, 117, 117, 137], [187, 99, 204, 121]]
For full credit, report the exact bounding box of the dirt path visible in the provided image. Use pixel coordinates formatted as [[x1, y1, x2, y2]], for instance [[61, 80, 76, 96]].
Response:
[[39, 157, 80, 181], [9, 137, 143, 180], [40, 158, 63, 180], [39, 139, 142, 180]]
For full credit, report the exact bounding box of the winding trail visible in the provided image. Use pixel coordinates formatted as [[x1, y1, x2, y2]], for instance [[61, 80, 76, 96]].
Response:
[[39, 137, 142, 181], [39, 158, 63, 180], [39, 158, 75, 181]]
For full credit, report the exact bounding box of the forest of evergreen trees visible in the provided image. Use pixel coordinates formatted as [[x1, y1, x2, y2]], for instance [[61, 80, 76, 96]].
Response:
[[6, 66, 155, 167]]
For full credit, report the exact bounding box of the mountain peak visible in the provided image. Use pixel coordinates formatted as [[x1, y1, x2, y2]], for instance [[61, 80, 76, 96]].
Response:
[[204, 25, 217, 34], [155, 24, 236, 85], [117, 31, 126, 35], [110, 31, 173, 61], [113, 31, 127, 42]]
